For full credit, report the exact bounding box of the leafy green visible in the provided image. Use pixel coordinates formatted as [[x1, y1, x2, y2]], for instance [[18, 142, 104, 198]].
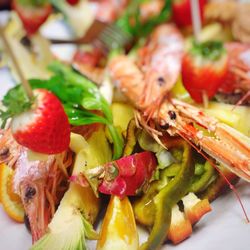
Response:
[[46, 62, 123, 159], [0, 85, 33, 128]]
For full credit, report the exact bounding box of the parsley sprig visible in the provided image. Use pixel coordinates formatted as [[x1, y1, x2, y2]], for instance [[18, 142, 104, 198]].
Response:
[[0, 86, 33, 128]]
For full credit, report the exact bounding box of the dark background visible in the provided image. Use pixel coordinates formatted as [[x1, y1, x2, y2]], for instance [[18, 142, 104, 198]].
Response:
[[0, 0, 11, 10]]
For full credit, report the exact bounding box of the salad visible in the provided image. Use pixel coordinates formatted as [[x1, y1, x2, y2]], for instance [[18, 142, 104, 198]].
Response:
[[0, 1, 250, 250]]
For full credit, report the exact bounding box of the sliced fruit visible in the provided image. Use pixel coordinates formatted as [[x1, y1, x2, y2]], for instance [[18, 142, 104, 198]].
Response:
[[0, 163, 24, 223], [97, 196, 139, 250]]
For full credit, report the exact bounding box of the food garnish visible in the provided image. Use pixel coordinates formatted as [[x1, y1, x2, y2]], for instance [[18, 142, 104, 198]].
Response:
[[0, 163, 24, 223], [0, 88, 70, 154], [12, 0, 52, 35], [97, 196, 139, 250], [182, 40, 229, 103], [34, 61, 124, 159]]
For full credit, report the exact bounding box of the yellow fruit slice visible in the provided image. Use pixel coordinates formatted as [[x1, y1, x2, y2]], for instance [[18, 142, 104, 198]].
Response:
[[97, 196, 139, 250], [0, 163, 24, 223]]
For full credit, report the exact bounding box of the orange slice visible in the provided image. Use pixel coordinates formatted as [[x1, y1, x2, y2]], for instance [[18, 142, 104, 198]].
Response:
[[0, 163, 24, 223]]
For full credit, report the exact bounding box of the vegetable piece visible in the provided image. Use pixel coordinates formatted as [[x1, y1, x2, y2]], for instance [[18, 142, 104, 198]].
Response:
[[139, 139, 194, 250], [182, 41, 228, 103], [200, 167, 239, 202], [172, 0, 207, 28], [111, 103, 134, 132], [133, 181, 160, 227], [31, 128, 111, 250], [98, 151, 157, 199], [190, 161, 215, 193], [0, 163, 24, 223], [12, 0, 52, 35], [156, 149, 175, 169], [97, 196, 139, 250], [138, 131, 161, 153], [182, 192, 212, 225], [167, 204, 192, 244], [1, 88, 70, 154], [123, 119, 137, 156]]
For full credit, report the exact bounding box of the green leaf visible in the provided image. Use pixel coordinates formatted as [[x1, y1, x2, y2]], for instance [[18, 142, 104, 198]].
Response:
[[47, 62, 122, 157], [0, 85, 33, 128], [81, 96, 102, 111], [107, 124, 124, 160], [64, 105, 109, 126]]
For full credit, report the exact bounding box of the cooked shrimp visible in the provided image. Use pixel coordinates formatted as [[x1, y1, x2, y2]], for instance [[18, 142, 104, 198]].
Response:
[[0, 129, 72, 242], [138, 24, 184, 109]]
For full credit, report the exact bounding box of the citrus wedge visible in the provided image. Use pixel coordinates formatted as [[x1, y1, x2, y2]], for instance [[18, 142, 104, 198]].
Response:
[[0, 163, 24, 223]]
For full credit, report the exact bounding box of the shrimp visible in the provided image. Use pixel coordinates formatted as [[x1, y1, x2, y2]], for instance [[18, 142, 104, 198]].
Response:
[[219, 43, 250, 104], [109, 24, 250, 182], [0, 129, 72, 242], [138, 24, 184, 110]]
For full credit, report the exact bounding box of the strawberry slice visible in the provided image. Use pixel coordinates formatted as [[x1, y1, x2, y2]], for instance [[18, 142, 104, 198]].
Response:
[[182, 41, 229, 103], [172, 0, 207, 28], [11, 89, 70, 154], [12, 0, 52, 35]]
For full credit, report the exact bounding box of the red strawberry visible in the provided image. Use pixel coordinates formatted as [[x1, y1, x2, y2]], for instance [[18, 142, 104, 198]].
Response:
[[66, 0, 80, 6], [12, 0, 52, 35], [11, 89, 70, 154], [172, 0, 207, 28], [182, 41, 229, 103]]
